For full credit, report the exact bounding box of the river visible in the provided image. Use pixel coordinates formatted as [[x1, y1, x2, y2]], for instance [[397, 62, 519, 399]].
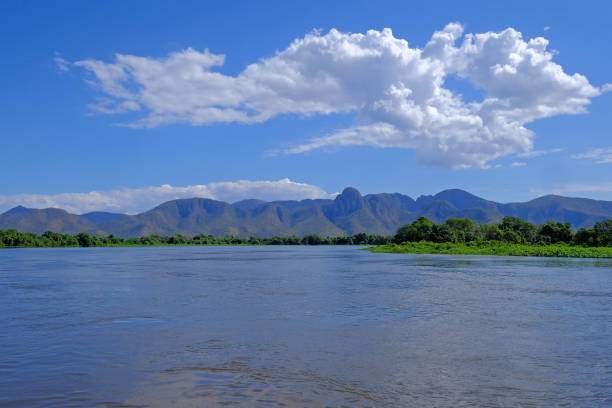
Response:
[[1, 246, 611, 407]]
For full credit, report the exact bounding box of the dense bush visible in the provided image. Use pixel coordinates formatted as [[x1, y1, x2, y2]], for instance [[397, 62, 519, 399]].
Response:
[[0, 229, 392, 249], [392, 216, 612, 247], [369, 241, 612, 258]]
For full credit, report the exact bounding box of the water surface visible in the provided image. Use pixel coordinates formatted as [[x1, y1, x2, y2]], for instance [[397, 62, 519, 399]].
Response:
[[1, 246, 611, 407]]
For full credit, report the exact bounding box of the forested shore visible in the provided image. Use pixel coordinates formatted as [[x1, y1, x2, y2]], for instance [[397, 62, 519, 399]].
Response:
[[367, 241, 612, 258], [368, 216, 612, 258], [0, 229, 391, 248], [2, 216, 611, 258], [389, 216, 611, 246]]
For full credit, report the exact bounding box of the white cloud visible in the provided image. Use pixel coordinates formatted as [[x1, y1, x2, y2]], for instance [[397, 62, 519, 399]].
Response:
[[517, 147, 562, 158], [543, 26, 551, 31], [571, 147, 612, 163], [75, 24, 606, 168], [54, 53, 70, 72], [88, 98, 141, 114], [0, 179, 336, 215], [282, 122, 406, 153], [531, 183, 612, 196], [511, 161, 527, 167], [562, 183, 612, 193]]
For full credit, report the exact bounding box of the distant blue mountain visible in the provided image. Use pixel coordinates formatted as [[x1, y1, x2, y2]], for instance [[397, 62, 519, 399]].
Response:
[[1, 188, 611, 237], [0, 207, 102, 235], [2, 205, 35, 215], [231, 199, 268, 210], [81, 211, 127, 224]]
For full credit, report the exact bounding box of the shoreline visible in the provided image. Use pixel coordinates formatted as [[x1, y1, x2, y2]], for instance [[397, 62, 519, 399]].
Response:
[[366, 242, 612, 258], [0, 243, 369, 250]]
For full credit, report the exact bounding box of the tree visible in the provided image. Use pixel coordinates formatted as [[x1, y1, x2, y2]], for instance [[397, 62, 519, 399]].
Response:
[[446, 217, 478, 242], [352, 232, 369, 245], [499, 216, 537, 244], [168, 234, 189, 245], [573, 228, 595, 246], [302, 234, 323, 245], [480, 224, 503, 241], [76, 232, 96, 247], [593, 219, 612, 246], [537, 221, 573, 244], [393, 217, 434, 243], [502, 229, 521, 244], [1, 229, 26, 247], [430, 224, 452, 243], [394, 224, 413, 244]]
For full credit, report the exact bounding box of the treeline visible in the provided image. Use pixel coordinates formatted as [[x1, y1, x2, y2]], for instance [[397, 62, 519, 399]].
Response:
[[2, 216, 611, 249], [0, 230, 392, 249], [393, 216, 612, 247]]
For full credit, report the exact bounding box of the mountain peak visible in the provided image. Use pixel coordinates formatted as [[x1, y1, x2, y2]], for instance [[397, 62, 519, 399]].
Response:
[[336, 187, 362, 203], [417, 189, 493, 211], [3, 205, 35, 215], [435, 188, 472, 196], [232, 199, 268, 210], [339, 186, 361, 197], [332, 187, 364, 214]]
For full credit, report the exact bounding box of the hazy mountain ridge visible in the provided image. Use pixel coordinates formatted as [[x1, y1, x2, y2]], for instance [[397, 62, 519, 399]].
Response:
[[81, 211, 127, 224], [0, 208, 104, 236], [2, 188, 611, 237]]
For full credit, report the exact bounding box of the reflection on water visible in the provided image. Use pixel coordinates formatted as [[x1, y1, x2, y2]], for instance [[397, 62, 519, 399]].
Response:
[[1, 247, 611, 407]]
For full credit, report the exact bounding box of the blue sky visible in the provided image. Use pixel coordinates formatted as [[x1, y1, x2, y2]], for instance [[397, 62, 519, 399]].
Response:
[[1, 0, 611, 213]]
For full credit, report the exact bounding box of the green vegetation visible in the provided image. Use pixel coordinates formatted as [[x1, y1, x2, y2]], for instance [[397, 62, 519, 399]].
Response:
[[0, 230, 391, 249], [367, 216, 612, 258], [368, 241, 612, 258], [2, 216, 611, 258]]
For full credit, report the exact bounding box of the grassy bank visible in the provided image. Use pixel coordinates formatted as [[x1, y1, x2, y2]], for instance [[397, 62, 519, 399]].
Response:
[[366, 241, 612, 258]]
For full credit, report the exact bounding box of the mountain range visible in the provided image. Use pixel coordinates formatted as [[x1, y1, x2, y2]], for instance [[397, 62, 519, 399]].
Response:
[[2, 188, 612, 237]]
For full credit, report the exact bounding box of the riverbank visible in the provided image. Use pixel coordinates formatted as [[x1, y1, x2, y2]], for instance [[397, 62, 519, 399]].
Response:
[[0, 229, 391, 249], [366, 241, 612, 258]]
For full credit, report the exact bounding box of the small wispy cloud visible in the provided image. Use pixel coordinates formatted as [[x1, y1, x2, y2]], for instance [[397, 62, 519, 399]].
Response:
[[517, 148, 562, 158], [543, 26, 551, 31], [87, 98, 141, 115], [54, 53, 70, 72], [531, 183, 612, 196], [571, 147, 612, 163], [511, 161, 527, 167]]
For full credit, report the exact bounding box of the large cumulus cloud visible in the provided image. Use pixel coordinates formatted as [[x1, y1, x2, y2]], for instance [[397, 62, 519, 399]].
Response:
[[74, 23, 608, 168]]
